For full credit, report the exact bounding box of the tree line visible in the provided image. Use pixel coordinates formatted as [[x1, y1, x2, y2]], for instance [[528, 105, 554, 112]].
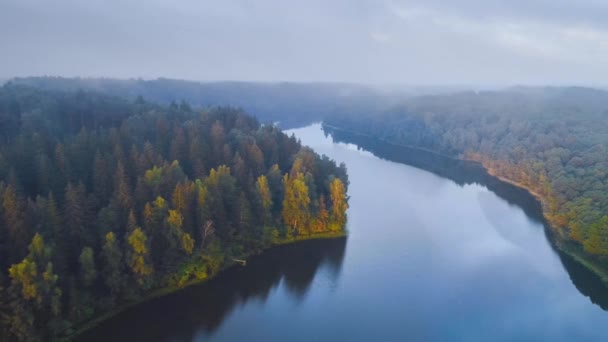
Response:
[[325, 86, 608, 262], [0, 84, 349, 341], [8, 77, 386, 129]]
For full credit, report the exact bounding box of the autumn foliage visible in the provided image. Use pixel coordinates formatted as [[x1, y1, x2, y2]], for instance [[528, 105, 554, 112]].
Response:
[[0, 87, 349, 341]]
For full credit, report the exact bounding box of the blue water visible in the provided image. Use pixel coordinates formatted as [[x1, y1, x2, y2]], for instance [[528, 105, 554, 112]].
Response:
[[81, 124, 608, 341]]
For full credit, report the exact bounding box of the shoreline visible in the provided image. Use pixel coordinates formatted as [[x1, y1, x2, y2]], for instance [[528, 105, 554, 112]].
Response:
[[323, 123, 608, 286], [477, 163, 608, 284], [63, 230, 347, 341]]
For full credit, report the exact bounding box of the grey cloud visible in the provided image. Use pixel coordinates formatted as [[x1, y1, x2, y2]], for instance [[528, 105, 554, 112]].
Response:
[[392, 0, 608, 26], [1, 0, 607, 85]]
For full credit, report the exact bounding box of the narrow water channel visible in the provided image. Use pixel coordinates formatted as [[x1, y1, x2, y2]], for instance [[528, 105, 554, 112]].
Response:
[[79, 123, 608, 341]]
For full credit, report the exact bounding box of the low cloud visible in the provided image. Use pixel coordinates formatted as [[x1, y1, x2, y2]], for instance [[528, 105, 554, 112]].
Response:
[[1, 0, 607, 85]]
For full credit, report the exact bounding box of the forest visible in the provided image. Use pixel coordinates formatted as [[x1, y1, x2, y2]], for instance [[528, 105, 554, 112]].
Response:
[[0, 83, 349, 341], [325, 86, 608, 268], [8, 77, 390, 129]]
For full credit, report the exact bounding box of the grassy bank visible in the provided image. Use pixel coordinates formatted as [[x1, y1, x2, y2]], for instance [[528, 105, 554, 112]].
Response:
[[62, 230, 347, 341]]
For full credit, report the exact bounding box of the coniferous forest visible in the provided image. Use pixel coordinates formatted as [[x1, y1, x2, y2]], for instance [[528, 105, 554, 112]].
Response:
[[4, 0, 608, 339], [0, 84, 349, 341]]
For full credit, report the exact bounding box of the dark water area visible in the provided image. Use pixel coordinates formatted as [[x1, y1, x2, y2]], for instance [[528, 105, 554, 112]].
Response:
[[322, 124, 608, 312], [78, 238, 347, 341], [79, 124, 608, 341]]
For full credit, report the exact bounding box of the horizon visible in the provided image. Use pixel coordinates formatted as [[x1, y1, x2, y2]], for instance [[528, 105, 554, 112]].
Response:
[[3, 76, 608, 92]]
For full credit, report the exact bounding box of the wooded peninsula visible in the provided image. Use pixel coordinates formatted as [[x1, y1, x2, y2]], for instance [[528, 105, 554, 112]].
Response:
[[5, 77, 608, 339], [0, 83, 349, 341]]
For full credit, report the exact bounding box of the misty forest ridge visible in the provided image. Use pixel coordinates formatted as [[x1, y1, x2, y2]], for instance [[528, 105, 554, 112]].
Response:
[[3, 0, 608, 341]]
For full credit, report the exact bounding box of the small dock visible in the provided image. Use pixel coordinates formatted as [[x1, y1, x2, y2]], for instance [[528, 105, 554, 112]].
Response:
[[233, 258, 247, 266]]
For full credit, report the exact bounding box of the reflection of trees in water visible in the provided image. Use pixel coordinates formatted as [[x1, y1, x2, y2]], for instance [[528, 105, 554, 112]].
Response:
[[78, 237, 347, 342], [326, 126, 545, 223], [325, 126, 608, 311], [558, 252, 608, 311]]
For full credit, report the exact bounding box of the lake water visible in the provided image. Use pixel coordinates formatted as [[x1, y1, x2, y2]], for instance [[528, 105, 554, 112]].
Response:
[[79, 124, 608, 341]]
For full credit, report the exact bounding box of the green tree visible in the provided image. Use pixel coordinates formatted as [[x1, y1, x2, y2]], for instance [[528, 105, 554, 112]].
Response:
[[114, 162, 134, 221], [79, 247, 97, 287], [266, 164, 284, 215], [236, 192, 253, 234], [584, 216, 608, 256], [101, 232, 125, 298], [0, 88, 351, 339], [2, 184, 29, 265], [93, 151, 111, 203], [64, 182, 88, 256]]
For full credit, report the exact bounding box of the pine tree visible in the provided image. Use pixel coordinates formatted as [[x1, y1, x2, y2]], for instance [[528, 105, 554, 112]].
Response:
[[114, 162, 134, 214], [64, 182, 87, 260], [34, 153, 52, 195], [169, 126, 186, 164], [101, 232, 125, 298], [93, 151, 111, 203], [236, 192, 253, 234], [2, 184, 29, 265], [233, 153, 248, 186], [126, 209, 137, 233], [210, 121, 225, 165], [78, 247, 97, 287], [54, 143, 71, 185]]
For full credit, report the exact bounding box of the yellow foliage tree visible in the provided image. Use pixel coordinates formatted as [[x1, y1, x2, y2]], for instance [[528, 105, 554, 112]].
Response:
[[127, 228, 153, 285], [329, 178, 348, 231], [282, 172, 310, 235], [256, 175, 272, 211]]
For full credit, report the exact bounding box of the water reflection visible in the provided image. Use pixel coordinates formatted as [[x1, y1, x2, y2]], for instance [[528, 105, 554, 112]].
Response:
[[324, 126, 544, 223], [78, 238, 347, 342], [323, 124, 608, 312], [79, 124, 608, 342], [559, 252, 608, 311]]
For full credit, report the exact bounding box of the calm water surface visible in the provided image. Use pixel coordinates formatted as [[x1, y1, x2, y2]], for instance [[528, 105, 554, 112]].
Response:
[[80, 124, 608, 341]]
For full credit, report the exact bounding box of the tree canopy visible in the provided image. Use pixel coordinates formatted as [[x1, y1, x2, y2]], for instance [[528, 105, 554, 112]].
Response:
[[325, 86, 608, 261], [0, 84, 349, 340]]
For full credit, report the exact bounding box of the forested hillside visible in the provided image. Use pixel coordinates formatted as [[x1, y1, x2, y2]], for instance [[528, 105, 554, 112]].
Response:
[[0, 84, 349, 341], [325, 87, 608, 268], [9, 77, 391, 129]]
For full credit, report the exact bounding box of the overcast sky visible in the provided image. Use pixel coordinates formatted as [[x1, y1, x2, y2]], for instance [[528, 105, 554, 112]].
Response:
[[2, 0, 608, 85]]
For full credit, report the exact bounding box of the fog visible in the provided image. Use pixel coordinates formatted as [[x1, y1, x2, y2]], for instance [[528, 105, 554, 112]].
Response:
[[2, 0, 608, 85]]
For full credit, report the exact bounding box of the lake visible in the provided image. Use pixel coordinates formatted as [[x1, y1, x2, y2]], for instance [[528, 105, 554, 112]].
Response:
[[79, 123, 608, 341]]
